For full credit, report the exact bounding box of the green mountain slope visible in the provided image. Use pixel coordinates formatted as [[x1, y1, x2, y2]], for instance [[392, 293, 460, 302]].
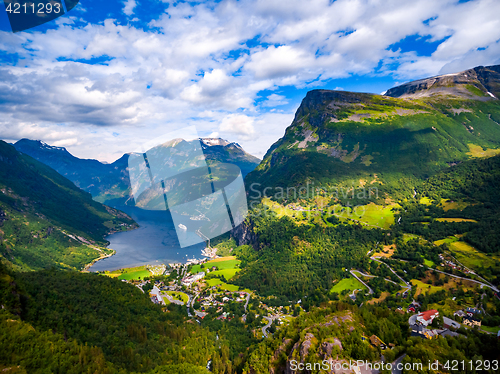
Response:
[[0, 141, 137, 270], [246, 64, 500, 201]]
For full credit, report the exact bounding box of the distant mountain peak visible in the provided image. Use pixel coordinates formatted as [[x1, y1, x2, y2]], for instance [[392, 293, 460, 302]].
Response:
[[16, 138, 70, 153], [199, 137, 245, 151], [246, 63, 500, 192], [385, 64, 500, 99], [14, 136, 260, 204]]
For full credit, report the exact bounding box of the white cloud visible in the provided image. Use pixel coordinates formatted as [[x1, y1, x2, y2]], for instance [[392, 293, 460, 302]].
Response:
[[219, 114, 256, 138], [1, 0, 500, 161], [262, 93, 288, 107], [123, 0, 137, 16], [245, 45, 316, 80]]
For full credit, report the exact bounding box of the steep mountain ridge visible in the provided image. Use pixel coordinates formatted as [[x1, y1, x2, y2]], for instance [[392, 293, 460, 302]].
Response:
[[0, 141, 136, 270], [246, 64, 500, 200], [200, 137, 261, 176], [385, 65, 500, 99], [14, 139, 131, 204], [14, 137, 260, 205]]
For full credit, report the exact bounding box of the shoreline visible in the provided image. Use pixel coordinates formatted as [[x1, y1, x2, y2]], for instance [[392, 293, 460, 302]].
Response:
[[81, 224, 139, 272], [82, 248, 116, 272], [84, 215, 216, 272]]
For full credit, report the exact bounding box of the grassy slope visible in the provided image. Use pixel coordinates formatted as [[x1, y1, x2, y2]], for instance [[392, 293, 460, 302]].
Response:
[[0, 141, 136, 270], [448, 241, 500, 271], [330, 277, 365, 293], [190, 257, 241, 274], [246, 91, 500, 203]]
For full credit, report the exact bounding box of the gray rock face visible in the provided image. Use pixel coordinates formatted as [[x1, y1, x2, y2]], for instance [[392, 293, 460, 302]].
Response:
[[231, 220, 259, 249], [385, 64, 500, 99], [285, 333, 317, 374], [320, 338, 343, 359]]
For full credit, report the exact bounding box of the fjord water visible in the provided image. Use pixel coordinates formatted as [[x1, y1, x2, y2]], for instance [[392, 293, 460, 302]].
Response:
[[89, 206, 205, 272]]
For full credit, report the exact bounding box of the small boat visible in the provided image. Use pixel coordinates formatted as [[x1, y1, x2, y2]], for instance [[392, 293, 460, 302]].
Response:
[[178, 224, 187, 231]]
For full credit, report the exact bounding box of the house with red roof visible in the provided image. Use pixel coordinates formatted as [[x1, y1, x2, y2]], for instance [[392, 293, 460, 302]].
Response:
[[416, 310, 439, 326]]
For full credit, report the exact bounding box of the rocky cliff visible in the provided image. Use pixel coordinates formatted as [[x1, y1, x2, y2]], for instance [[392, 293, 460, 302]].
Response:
[[385, 64, 500, 99], [245, 64, 500, 200]]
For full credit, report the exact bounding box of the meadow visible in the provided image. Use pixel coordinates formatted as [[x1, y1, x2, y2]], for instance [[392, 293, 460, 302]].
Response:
[[411, 279, 444, 297], [164, 291, 189, 304], [190, 256, 241, 274], [330, 277, 365, 293], [448, 241, 500, 271], [102, 265, 151, 280]]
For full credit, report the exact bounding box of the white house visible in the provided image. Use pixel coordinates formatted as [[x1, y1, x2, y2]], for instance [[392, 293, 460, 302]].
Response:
[[416, 310, 439, 326], [182, 271, 205, 286], [150, 285, 165, 305]]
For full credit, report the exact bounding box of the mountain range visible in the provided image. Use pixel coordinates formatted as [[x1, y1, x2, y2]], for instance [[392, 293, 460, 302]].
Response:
[[246, 64, 500, 202], [1, 64, 500, 374], [0, 141, 137, 271], [14, 137, 260, 205]]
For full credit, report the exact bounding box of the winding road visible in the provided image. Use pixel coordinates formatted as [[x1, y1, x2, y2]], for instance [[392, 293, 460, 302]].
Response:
[[352, 270, 402, 287], [350, 270, 374, 294], [426, 267, 499, 293], [262, 315, 280, 338], [371, 257, 412, 292]]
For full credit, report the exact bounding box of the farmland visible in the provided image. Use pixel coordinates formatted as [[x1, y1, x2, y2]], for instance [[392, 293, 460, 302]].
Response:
[[330, 277, 365, 293]]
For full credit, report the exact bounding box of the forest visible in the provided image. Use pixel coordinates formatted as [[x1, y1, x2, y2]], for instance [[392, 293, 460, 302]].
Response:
[[231, 212, 388, 298], [0, 261, 219, 373]]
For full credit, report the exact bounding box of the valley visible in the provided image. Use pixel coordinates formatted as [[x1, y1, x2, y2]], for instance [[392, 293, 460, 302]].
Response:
[[2, 64, 500, 373]]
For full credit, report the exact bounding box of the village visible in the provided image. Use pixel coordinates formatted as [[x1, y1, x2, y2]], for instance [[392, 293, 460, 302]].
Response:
[[109, 236, 500, 345], [122, 253, 298, 339]]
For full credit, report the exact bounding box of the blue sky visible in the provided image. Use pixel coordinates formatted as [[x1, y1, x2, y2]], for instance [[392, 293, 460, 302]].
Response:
[[1, 0, 500, 161]]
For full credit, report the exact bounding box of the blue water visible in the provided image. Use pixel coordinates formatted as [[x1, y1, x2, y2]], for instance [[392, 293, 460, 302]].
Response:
[[89, 206, 205, 272]]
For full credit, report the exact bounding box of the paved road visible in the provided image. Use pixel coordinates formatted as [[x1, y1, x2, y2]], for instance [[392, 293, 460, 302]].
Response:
[[163, 293, 184, 305], [392, 354, 407, 374], [262, 316, 273, 338], [371, 257, 412, 289], [244, 292, 251, 312], [408, 315, 417, 326], [262, 315, 282, 338], [353, 270, 401, 287], [187, 292, 208, 318], [445, 253, 495, 288], [350, 270, 374, 294], [135, 285, 145, 293], [427, 267, 499, 293]]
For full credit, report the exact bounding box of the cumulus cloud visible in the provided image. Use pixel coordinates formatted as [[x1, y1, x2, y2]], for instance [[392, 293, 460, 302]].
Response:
[[219, 114, 256, 138], [262, 94, 288, 107], [123, 0, 137, 16]]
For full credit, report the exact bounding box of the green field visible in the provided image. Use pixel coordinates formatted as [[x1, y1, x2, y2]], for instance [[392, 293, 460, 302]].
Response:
[[466, 144, 500, 158], [423, 258, 435, 267], [164, 291, 189, 304], [330, 277, 365, 293], [411, 279, 444, 296], [448, 241, 500, 271], [435, 218, 477, 223], [419, 197, 432, 205], [480, 325, 500, 334], [190, 257, 241, 274], [434, 236, 459, 246], [209, 268, 240, 280], [342, 203, 397, 229], [103, 266, 151, 280], [206, 278, 240, 292], [403, 233, 420, 242], [439, 199, 470, 211]]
